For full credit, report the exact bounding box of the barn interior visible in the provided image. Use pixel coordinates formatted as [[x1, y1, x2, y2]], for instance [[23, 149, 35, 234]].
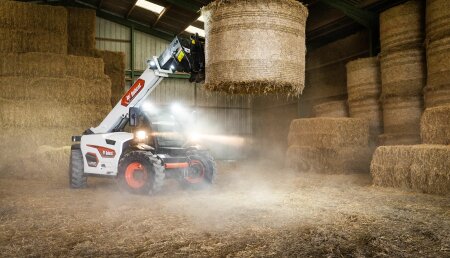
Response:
[[0, 0, 449, 256]]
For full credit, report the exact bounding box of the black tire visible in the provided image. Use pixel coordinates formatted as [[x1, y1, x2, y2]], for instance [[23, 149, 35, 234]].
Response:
[[117, 151, 165, 195], [69, 145, 87, 189], [181, 150, 217, 189]]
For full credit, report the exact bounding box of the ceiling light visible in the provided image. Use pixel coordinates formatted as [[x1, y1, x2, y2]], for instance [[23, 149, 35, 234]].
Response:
[[197, 15, 205, 22], [185, 25, 205, 37], [136, 0, 164, 14]]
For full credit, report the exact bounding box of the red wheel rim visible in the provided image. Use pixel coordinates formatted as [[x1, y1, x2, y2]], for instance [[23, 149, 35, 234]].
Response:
[[186, 160, 205, 184], [125, 162, 148, 189]]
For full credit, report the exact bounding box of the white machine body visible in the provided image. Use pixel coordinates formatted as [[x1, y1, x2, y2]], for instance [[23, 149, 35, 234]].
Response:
[[80, 58, 170, 176], [74, 35, 206, 177]]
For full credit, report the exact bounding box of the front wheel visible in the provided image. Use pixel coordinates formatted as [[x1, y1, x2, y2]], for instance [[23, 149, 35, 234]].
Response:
[[117, 151, 165, 195], [69, 145, 87, 189], [181, 152, 216, 189]]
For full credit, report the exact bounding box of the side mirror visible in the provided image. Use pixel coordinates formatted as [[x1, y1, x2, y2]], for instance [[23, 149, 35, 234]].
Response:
[[129, 107, 140, 127]]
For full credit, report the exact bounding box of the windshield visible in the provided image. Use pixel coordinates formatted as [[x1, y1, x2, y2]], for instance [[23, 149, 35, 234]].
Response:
[[145, 112, 186, 148]]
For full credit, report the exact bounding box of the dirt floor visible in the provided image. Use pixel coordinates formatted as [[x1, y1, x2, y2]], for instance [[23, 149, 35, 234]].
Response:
[[0, 161, 449, 257]]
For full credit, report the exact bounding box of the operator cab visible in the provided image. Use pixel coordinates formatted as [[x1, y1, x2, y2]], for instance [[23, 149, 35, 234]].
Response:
[[142, 109, 188, 152]]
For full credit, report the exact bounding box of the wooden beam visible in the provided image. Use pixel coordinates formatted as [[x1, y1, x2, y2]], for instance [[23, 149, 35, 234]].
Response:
[[165, 0, 202, 12], [152, 5, 171, 28], [126, 0, 138, 19]]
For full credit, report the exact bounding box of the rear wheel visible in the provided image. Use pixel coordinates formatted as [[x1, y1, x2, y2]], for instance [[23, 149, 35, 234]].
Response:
[[117, 151, 165, 195], [69, 145, 87, 189], [182, 151, 216, 189]]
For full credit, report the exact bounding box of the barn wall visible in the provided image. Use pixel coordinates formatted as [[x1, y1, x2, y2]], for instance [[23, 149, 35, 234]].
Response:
[[94, 17, 252, 160], [252, 31, 370, 161]]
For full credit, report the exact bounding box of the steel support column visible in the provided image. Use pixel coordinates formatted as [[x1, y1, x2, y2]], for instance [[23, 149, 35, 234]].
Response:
[[130, 25, 135, 82]]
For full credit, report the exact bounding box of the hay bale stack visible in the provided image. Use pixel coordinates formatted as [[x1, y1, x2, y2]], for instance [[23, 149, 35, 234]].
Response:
[[286, 146, 372, 174], [64, 7, 126, 106], [0, 76, 111, 105], [371, 145, 450, 195], [346, 57, 381, 101], [0, 53, 106, 79], [421, 105, 450, 145], [425, 37, 450, 108], [425, 2, 450, 108], [378, 1, 425, 146], [348, 99, 383, 139], [426, 0, 450, 42], [379, 0, 424, 53], [288, 118, 369, 147], [379, 96, 422, 145], [93, 50, 126, 105], [378, 133, 421, 146], [346, 57, 383, 144], [1, 146, 70, 181], [0, 128, 82, 164], [381, 96, 423, 134], [380, 48, 426, 98], [202, 0, 308, 95], [286, 118, 372, 173], [0, 1, 68, 54], [0, 1, 113, 180], [0, 98, 110, 128], [312, 100, 348, 118], [67, 7, 96, 55]]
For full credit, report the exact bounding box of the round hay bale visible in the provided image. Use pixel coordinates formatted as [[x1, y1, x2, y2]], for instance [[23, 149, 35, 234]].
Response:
[[0, 98, 111, 128], [348, 98, 382, 128], [382, 96, 423, 134], [380, 48, 426, 98], [426, 37, 450, 88], [286, 146, 372, 174], [346, 57, 381, 102], [371, 145, 450, 195], [0, 76, 111, 105], [67, 7, 96, 54], [288, 118, 369, 147], [421, 105, 450, 145], [378, 133, 421, 146], [0, 1, 67, 34], [426, 0, 450, 42], [312, 100, 348, 118], [379, 0, 424, 53], [202, 0, 308, 95], [0, 28, 68, 54], [424, 85, 450, 108]]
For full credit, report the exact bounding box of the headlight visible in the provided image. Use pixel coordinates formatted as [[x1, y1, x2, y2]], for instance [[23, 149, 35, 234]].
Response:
[[135, 130, 147, 141], [189, 132, 200, 142]]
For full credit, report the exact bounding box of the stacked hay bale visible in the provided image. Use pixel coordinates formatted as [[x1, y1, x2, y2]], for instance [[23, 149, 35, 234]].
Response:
[[67, 7, 96, 55], [202, 0, 308, 95], [421, 105, 450, 145], [378, 0, 426, 146], [0, 1, 68, 54], [286, 118, 372, 173], [0, 1, 111, 180], [93, 50, 126, 105], [371, 1, 450, 196], [424, 0, 450, 108], [66, 7, 126, 105], [312, 100, 348, 118], [346, 57, 383, 146], [371, 145, 450, 195]]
